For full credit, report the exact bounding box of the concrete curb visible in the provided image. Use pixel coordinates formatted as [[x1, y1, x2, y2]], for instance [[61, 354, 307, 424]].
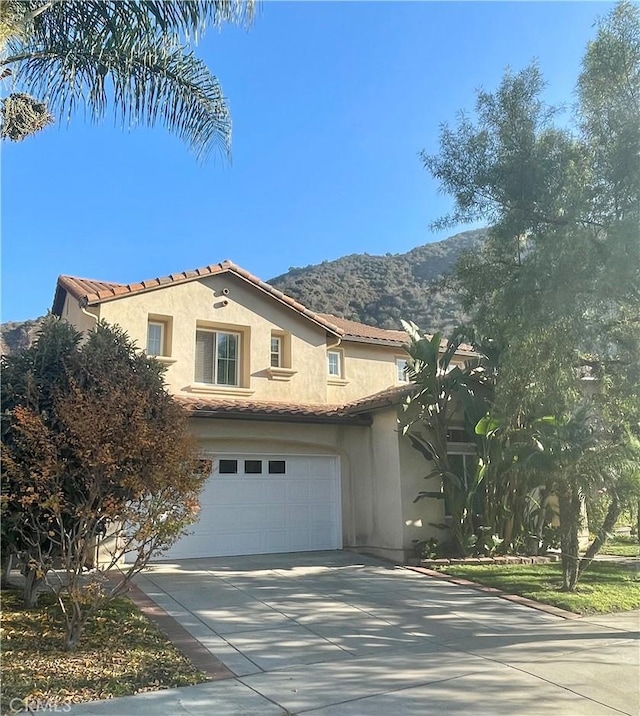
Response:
[[404, 565, 581, 620]]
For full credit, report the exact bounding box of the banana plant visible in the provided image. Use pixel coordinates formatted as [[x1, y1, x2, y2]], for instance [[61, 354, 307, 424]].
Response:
[[399, 321, 493, 555]]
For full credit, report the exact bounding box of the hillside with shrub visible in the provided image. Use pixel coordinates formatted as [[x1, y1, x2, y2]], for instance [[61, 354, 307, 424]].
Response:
[[270, 229, 485, 331]]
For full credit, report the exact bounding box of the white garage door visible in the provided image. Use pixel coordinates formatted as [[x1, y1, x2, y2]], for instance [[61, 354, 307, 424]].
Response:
[[158, 454, 342, 559]]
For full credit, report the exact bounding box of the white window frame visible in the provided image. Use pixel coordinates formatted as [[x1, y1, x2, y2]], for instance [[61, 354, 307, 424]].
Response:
[[444, 439, 477, 518], [396, 357, 409, 382], [327, 350, 342, 378], [270, 335, 282, 368], [195, 329, 241, 386], [147, 321, 165, 356]]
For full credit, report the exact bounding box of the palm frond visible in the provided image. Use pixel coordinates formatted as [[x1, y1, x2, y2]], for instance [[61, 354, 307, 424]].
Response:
[[2, 1, 255, 153], [9, 1, 254, 48], [6, 33, 231, 159]]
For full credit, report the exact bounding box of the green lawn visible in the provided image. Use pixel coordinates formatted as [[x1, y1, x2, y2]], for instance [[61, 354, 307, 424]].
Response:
[[1, 589, 207, 715], [435, 562, 640, 614], [598, 538, 640, 558]]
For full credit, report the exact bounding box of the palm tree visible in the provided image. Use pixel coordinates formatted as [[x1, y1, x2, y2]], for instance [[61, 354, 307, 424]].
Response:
[[0, 1, 254, 158]]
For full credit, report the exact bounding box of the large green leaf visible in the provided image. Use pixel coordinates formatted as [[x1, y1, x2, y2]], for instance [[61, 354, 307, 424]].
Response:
[[475, 414, 501, 436]]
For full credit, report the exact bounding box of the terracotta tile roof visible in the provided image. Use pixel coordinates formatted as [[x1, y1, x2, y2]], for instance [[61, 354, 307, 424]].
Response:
[[343, 384, 414, 413], [318, 314, 407, 346], [175, 385, 413, 423], [57, 274, 126, 298], [175, 395, 373, 425], [319, 314, 476, 354], [53, 261, 343, 337]]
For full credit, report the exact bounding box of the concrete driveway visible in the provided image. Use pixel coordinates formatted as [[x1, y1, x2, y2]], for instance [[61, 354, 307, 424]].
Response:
[[70, 551, 638, 715]]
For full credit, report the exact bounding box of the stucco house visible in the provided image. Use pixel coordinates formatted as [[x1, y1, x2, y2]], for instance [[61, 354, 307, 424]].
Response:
[[52, 260, 476, 564]]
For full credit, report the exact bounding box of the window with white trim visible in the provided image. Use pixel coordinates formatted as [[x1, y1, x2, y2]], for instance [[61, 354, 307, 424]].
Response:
[[219, 459, 238, 474], [396, 357, 409, 382], [270, 335, 282, 367], [195, 329, 240, 386], [146, 315, 172, 357], [444, 431, 478, 518], [147, 322, 164, 356], [327, 350, 342, 378], [445, 453, 477, 518]]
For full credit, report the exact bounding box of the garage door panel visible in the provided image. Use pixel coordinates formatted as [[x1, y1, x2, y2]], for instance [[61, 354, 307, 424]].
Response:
[[289, 528, 311, 551], [285, 483, 309, 503], [310, 506, 335, 526], [265, 505, 287, 526], [265, 482, 287, 501], [213, 481, 248, 504], [311, 527, 334, 547], [309, 481, 336, 502], [265, 530, 288, 551], [152, 454, 341, 560], [214, 531, 263, 557], [286, 504, 310, 527]]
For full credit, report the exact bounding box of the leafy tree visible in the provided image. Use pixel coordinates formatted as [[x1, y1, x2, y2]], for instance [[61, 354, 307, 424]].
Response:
[[0, 1, 254, 157], [420, 1, 640, 588], [1, 317, 205, 649], [526, 411, 640, 590], [0, 316, 80, 596]]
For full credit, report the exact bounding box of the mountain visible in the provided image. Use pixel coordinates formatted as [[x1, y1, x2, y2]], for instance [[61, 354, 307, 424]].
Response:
[[0, 229, 485, 356], [0, 317, 44, 357], [269, 228, 485, 332]]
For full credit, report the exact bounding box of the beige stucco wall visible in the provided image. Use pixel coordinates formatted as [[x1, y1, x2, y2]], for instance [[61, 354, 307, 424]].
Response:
[[96, 274, 330, 403], [399, 427, 448, 556], [339, 408, 407, 562], [327, 341, 406, 404], [62, 294, 100, 335]]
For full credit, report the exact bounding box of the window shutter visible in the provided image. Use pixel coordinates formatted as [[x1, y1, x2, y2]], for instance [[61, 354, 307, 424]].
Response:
[[195, 331, 215, 383]]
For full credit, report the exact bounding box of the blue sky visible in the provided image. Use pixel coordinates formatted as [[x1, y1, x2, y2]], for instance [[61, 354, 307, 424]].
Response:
[[1, 1, 614, 322]]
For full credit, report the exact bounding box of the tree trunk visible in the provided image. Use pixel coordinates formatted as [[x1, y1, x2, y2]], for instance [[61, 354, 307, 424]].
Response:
[[558, 486, 581, 592], [64, 602, 89, 651], [64, 618, 85, 651], [503, 516, 514, 549], [1, 549, 14, 588], [23, 566, 42, 608], [579, 497, 621, 577]]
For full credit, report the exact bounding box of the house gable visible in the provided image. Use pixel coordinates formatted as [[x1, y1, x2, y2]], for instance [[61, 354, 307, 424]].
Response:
[[53, 260, 343, 338]]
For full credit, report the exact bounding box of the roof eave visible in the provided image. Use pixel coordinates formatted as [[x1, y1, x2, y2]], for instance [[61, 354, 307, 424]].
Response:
[[188, 409, 371, 426], [51, 285, 67, 317], [341, 335, 406, 348]]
